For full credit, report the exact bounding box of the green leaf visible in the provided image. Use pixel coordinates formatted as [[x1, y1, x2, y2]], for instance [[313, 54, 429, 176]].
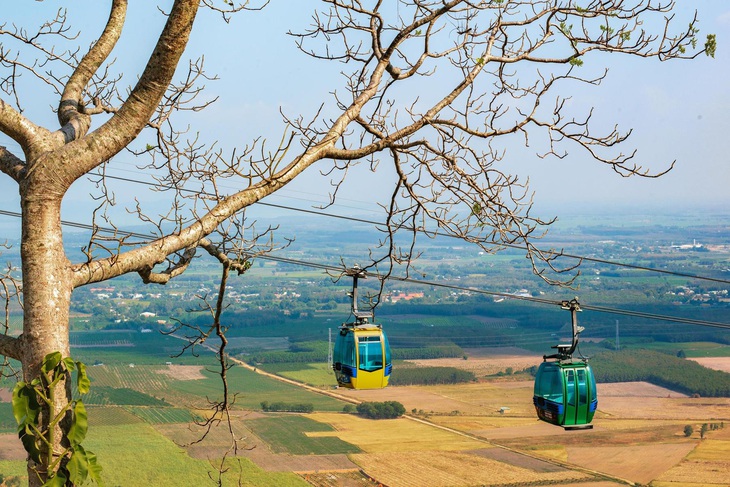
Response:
[[12, 382, 42, 463], [67, 400, 88, 446], [12, 382, 29, 425], [42, 472, 67, 487], [87, 450, 104, 486], [41, 352, 63, 375], [569, 57, 584, 67], [68, 445, 89, 486], [62, 357, 76, 373], [76, 361, 91, 394], [11, 382, 39, 426], [19, 424, 42, 464], [705, 33, 717, 58]]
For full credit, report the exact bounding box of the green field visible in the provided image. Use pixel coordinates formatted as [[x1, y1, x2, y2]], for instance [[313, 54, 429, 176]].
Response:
[[247, 414, 361, 455], [3, 293, 729, 485], [70, 332, 217, 366], [84, 363, 347, 411], [0, 423, 309, 486], [0, 401, 15, 433], [84, 386, 169, 406], [88, 406, 145, 426], [634, 341, 730, 357], [126, 406, 202, 424], [259, 362, 335, 387]]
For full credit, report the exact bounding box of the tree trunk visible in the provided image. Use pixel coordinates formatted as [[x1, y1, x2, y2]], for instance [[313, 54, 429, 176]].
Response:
[[20, 188, 72, 486]]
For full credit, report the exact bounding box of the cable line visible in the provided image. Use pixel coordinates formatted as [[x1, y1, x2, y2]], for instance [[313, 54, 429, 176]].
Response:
[[249, 253, 730, 330], [1, 210, 729, 331], [90, 171, 730, 286], [207, 250, 730, 331]]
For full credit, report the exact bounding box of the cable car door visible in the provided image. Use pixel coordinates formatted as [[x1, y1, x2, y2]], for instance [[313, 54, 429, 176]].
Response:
[[564, 368, 577, 426], [576, 368, 589, 425]]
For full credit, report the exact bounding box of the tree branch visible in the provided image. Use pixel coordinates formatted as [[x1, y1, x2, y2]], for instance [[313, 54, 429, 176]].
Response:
[[0, 99, 50, 168], [0, 144, 25, 182], [56, 0, 127, 143], [0, 334, 21, 361], [36, 0, 201, 190]]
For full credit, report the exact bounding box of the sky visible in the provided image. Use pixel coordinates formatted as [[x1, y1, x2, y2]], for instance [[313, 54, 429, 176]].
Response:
[[1, 1, 729, 235]]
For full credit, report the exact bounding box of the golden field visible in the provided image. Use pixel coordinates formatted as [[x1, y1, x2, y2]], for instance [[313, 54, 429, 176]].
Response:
[[4, 354, 730, 486], [316, 354, 730, 486]]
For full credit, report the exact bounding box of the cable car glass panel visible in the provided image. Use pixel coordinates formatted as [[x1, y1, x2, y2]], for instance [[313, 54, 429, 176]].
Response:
[[358, 335, 383, 372], [344, 332, 356, 367], [384, 330, 392, 373], [535, 364, 563, 403], [576, 368, 588, 424], [334, 330, 357, 369], [566, 369, 575, 404], [587, 365, 597, 414], [564, 369, 577, 425], [578, 369, 587, 406]]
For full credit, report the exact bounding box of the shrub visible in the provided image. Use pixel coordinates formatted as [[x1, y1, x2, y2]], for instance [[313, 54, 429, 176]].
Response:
[[261, 401, 314, 413], [389, 366, 475, 386], [356, 401, 406, 419]]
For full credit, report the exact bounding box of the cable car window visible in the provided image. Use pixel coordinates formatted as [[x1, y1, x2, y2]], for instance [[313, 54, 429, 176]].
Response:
[[577, 368, 587, 406], [537, 365, 563, 403], [383, 331, 391, 366], [566, 369, 576, 405], [334, 332, 345, 365], [358, 336, 383, 372], [587, 366, 597, 390], [344, 333, 356, 367]]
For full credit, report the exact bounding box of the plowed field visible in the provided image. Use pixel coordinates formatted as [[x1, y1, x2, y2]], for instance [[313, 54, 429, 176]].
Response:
[[690, 356, 730, 373], [350, 450, 590, 487]]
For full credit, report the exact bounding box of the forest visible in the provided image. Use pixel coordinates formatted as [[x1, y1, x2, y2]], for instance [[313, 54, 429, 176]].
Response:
[[591, 349, 730, 397]]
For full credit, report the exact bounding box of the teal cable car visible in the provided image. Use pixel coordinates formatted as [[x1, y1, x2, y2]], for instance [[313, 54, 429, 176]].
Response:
[[533, 299, 597, 429], [332, 266, 392, 389]]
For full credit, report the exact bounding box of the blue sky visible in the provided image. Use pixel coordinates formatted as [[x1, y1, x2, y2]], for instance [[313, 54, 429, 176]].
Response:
[[1, 1, 729, 231]]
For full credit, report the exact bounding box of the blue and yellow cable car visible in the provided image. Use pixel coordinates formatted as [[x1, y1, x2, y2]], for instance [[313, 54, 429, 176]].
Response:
[[533, 299, 597, 429], [332, 266, 392, 389]]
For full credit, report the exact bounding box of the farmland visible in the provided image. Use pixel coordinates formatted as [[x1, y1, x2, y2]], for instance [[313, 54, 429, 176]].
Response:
[[3, 344, 730, 485], [3, 216, 730, 485], [246, 415, 362, 455]]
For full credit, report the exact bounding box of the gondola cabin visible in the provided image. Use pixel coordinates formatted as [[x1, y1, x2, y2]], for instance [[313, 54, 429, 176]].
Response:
[[333, 323, 392, 389], [533, 360, 597, 429], [533, 299, 597, 429]]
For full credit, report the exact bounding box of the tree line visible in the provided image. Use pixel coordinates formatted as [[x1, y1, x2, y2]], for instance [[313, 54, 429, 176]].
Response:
[[260, 401, 314, 413], [246, 342, 464, 364], [389, 366, 476, 386], [590, 349, 730, 397]]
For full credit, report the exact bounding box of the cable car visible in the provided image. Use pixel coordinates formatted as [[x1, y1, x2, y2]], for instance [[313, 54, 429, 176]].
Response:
[[332, 266, 392, 389], [533, 299, 597, 429]]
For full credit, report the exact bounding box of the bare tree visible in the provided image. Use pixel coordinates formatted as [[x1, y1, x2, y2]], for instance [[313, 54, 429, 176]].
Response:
[[0, 0, 714, 484]]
